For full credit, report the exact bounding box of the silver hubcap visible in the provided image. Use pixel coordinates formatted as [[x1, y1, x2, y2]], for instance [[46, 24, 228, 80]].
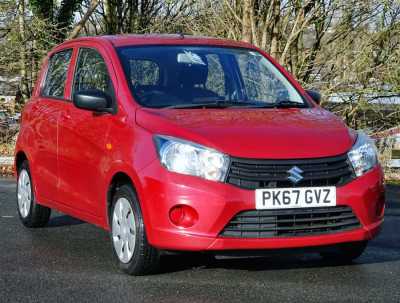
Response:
[[112, 198, 136, 263], [17, 169, 32, 218]]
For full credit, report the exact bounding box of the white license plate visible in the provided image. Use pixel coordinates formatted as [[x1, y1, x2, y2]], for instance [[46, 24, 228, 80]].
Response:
[[255, 186, 336, 210]]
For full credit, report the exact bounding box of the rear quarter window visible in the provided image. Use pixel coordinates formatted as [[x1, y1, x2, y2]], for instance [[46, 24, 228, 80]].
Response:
[[42, 49, 73, 98]]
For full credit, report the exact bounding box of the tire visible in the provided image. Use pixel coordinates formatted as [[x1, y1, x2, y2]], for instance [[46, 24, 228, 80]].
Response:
[[110, 184, 160, 275], [16, 160, 51, 228], [319, 241, 368, 263]]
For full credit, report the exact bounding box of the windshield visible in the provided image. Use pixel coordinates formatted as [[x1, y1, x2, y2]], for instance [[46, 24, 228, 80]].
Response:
[[117, 46, 307, 108]]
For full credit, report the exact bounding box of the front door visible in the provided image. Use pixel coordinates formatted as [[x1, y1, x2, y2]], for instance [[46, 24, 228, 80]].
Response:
[[57, 47, 115, 217]]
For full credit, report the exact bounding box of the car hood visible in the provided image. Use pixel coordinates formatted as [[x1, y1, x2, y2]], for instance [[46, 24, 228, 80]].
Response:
[[136, 107, 356, 159]]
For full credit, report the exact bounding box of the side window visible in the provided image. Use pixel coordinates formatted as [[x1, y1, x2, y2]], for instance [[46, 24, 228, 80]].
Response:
[[129, 59, 159, 87], [73, 48, 112, 95], [42, 49, 73, 98]]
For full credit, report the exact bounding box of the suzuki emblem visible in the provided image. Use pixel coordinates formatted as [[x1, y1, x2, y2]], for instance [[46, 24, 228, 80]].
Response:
[[287, 166, 304, 184]]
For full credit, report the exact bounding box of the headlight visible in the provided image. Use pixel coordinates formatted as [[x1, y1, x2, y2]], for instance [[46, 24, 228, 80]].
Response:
[[347, 132, 378, 177], [154, 135, 230, 182]]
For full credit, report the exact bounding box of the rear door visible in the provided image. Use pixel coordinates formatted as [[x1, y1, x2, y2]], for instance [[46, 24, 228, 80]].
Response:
[[31, 49, 73, 203], [57, 46, 115, 217]]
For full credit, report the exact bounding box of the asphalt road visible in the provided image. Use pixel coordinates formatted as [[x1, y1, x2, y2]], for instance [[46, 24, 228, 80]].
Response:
[[1, 178, 400, 303]]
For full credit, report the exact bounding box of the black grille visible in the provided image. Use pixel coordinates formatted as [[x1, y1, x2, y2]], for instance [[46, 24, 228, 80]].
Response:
[[227, 154, 354, 190], [220, 206, 361, 238]]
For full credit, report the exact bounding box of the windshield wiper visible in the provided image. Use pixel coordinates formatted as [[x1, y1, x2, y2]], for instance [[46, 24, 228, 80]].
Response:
[[274, 100, 307, 108], [164, 100, 272, 109], [164, 100, 306, 109]]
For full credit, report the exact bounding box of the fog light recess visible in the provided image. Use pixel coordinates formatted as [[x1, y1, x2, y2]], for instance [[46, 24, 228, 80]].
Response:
[[169, 205, 198, 228]]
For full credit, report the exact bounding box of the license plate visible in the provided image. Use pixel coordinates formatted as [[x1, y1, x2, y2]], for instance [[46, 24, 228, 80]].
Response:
[[255, 186, 336, 210]]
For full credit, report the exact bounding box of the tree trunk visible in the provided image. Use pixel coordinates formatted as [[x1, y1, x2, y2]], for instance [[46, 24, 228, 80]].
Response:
[[279, 4, 307, 66], [68, 0, 99, 39], [18, 0, 29, 101], [104, 0, 117, 34], [270, 0, 281, 59], [241, 0, 252, 43]]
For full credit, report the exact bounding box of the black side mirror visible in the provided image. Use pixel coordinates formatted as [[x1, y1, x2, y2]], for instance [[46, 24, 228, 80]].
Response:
[[73, 89, 113, 113], [306, 89, 322, 105]]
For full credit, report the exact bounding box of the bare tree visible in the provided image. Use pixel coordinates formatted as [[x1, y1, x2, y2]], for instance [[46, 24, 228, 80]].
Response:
[[17, 0, 29, 100], [270, 0, 281, 58], [242, 0, 253, 43], [68, 0, 99, 39]]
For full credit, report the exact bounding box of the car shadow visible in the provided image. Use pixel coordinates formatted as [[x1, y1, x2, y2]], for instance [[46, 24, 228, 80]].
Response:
[[158, 246, 400, 274], [24, 213, 400, 275], [25, 185, 400, 275], [158, 211, 400, 274], [46, 214, 85, 227], [156, 189, 400, 274]]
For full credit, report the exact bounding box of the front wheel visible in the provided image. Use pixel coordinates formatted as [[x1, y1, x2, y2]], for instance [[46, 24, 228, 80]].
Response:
[[319, 241, 368, 263], [17, 160, 51, 228], [110, 184, 160, 275]]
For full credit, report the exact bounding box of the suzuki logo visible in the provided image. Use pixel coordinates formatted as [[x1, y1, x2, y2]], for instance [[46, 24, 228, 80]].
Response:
[[287, 166, 304, 184]]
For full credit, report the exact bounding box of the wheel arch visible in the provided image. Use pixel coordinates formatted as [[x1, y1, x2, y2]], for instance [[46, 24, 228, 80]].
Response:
[[105, 169, 148, 230], [107, 172, 135, 214], [15, 150, 28, 174]]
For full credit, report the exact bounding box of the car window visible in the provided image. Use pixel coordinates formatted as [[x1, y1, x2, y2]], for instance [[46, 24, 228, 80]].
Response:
[[129, 59, 159, 87], [205, 54, 225, 97], [118, 46, 305, 108], [73, 48, 113, 95], [42, 49, 73, 98], [236, 52, 295, 103]]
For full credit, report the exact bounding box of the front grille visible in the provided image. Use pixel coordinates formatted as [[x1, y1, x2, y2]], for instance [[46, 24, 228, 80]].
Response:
[[226, 154, 354, 190], [220, 206, 360, 238]]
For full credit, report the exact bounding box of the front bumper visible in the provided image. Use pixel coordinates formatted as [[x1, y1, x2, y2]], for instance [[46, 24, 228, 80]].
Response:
[[138, 162, 385, 251]]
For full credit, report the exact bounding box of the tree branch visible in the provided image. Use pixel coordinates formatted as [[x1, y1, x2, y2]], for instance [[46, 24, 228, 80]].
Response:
[[68, 0, 99, 39]]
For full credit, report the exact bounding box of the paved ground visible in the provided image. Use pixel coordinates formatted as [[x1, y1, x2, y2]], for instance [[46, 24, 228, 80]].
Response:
[[0, 178, 399, 303]]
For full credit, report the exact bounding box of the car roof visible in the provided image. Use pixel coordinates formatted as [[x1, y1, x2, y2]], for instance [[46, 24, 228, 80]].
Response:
[[55, 34, 256, 50]]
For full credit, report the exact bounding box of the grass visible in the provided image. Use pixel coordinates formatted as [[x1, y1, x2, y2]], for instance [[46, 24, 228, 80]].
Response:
[[0, 143, 14, 156], [0, 143, 13, 176], [392, 149, 400, 159], [387, 179, 400, 186]]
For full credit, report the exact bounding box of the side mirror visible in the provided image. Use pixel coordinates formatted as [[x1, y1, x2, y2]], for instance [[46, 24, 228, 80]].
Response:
[[73, 89, 113, 113], [306, 89, 322, 105]]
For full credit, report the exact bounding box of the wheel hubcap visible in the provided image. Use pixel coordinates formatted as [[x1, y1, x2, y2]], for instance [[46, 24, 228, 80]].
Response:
[[17, 169, 32, 218], [112, 198, 136, 263]]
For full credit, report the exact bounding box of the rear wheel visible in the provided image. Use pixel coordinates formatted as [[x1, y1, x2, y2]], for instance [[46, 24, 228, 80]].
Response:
[[320, 241, 368, 263], [17, 160, 51, 228], [110, 184, 160, 275]]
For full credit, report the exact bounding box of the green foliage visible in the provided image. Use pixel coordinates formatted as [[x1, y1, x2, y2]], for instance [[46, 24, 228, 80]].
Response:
[[28, 0, 83, 41], [55, 0, 83, 39], [29, 0, 53, 21], [0, 7, 60, 95]]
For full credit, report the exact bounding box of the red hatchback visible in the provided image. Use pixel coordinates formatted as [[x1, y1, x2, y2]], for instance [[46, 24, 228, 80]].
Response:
[[15, 34, 385, 275]]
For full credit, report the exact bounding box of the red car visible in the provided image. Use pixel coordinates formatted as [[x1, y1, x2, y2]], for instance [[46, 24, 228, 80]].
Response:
[[15, 34, 385, 275]]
